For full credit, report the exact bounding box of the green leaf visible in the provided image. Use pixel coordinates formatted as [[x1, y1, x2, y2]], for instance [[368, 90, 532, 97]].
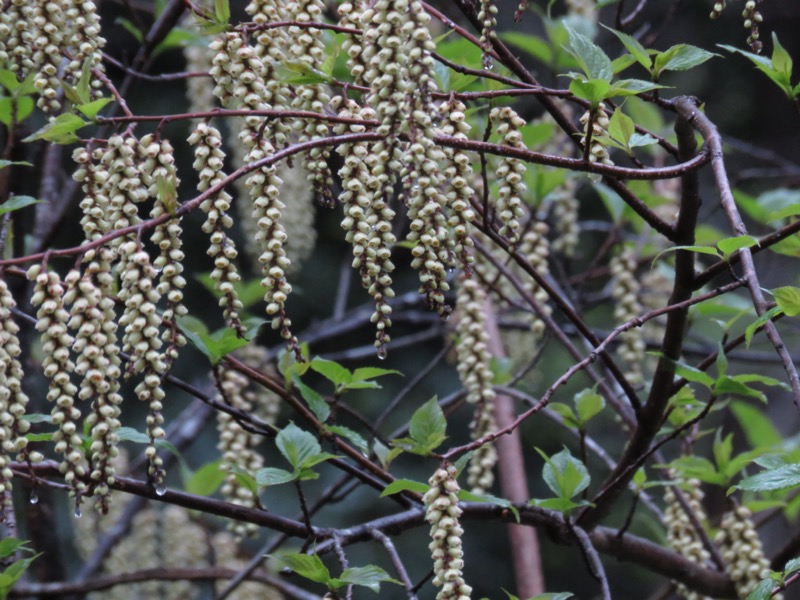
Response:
[[458, 490, 520, 523], [326, 425, 368, 456], [564, 26, 613, 81], [273, 553, 331, 585], [337, 565, 401, 593], [407, 396, 447, 453], [654, 44, 717, 76], [668, 455, 725, 485], [292, 373, 330, 423], [310, 357, 352, 388], [75, 97, 113, 120], [746, 579, 776, 600], [538, 447, 591, 500], [784, 557, 800, 575], [214, 0, 231, 24], [774, 287, 800, 317], [276, 423, 322, 470], [0, 196, 45, 216], [22, 113, 90, 144], [0, 160, 32, 170], [380, 478, 429, 497], [604, 26, 651, 71], [256, 466, 297, 487], [532, 497, 593, 512], [770, 33, 793, 85], [185, 460, 226, 496], [155, 174, 178, 215], [0, 70, 21, 92], [712, 431, 733, 476], [673, 361, 714, 388], [0, 96, 34, 127], [744, 306, 781, 348], [574, 387, 605, 425], [0, 539, 31, 559], [607, 78, 667, 97], [550, 403, 579, 429], [350, 366, 401, 384], [176, 316, 251, 364], [607, 108, 635, 153], [22, 413, 52, 424], [229, 465, 259, 496], [720, 43, 793, 98], [735, 463, 800, 493], [568, 78, 610, 106], [731, 401, 782, 449], [716, 235, 759, 258], [117, 426, 180, 456]]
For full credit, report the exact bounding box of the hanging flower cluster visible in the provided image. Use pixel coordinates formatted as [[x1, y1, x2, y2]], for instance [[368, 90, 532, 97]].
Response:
[[610, 245, 645, 383], [662, 480, 713, 600], [580, 103, 614, 169], [715, 504, 780, 599], [0, 0, 105, 114], [423, 464, 472, 600], [454, 278, 498, 494], [489, 107, 528, 247]]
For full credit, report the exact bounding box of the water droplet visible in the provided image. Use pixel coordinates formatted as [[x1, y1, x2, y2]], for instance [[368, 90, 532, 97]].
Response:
[[377, 347, 387, 361], [29, 490, 39, 505], [74, 507, 83, 519], [155, 483, 167, 497]]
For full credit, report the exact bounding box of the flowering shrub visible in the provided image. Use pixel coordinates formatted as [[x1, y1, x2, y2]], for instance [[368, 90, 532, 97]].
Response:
[[1, 0, 800, 598]]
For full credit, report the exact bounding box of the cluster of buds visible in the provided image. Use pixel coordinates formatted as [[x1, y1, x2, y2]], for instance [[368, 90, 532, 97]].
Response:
[[741, 0, 763, 52], [478, 0, 497, 67], [28, 265, 87, 503], [489, 107, 528, 247], [662, 479, 713, 600], [0, 277, 38, 517], [549, 179, 580, 258], [610, 246, 645, 383], [0, 0, 106, 115], [423, 464, 472, 600], [715, 504, 779, 599], [454, 277, 498, 493]]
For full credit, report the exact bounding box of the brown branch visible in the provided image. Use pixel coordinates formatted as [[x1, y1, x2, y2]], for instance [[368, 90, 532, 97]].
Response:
[[671, 96, 800, 412]]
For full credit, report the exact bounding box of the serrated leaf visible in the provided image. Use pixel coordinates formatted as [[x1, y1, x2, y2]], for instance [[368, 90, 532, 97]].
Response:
[[655, 44, 717, 75], [745, 306, 781, 348], [607, 78, 667, 97], [326, 425, 368, 456], [784, 556, 800, 575], [538, 447, 591, 500], [574, 387, 605, 424], [668, 455, 724, 485], [0, 196, 45, 216], [75, 97, 113, 120], [673, 361, 714, 388], [276, 423, 322, 471], [607, 108, 635, 153], [408, 396, 447, 453], [774, 287, 800, 317], [532, 497, 593, 512], [310, 357, 352, 388], [292, 373, 330, 423], [185, 460, 226, 496], [0, 538, 30, 559], [746, 579, 776, 600], [715, 376, 766, 402], [380, 478, 429, 497], [337, 565, 401, 593], [564, 26, 613, 81], [735, 463, 800, 493], [550, 403, 579, 429], [604, 25, 651, 71], [720, 43, 793, 98], [717, 235, 759, 258], [22, 112, 89, 144], [0, 70, 21, 92], [230, 464, 259, 495], [256, 466, 296, 487], [350, 366, 401, 382], [214, 0, 230, 23], [274, 553, 331, 585], [731, 402, 781, 449], [568, 78, 610, 106]]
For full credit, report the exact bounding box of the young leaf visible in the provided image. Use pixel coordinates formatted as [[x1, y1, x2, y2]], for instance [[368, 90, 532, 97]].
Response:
[[564, 26, 613, 81], [292, 373, 330, 423], [734, 463, 800, 493], [731, 401, 782, 449], [22, 112, 89, 144], [336, 565, 401, 593], [604, 26, 651, 71], [407, 396, 447, 453], [538, 448, 591, 500], [607, 108, 635, 154], [746, 579, 776, 600], [720, 42, 793, 99], [654, 44, 717, 77], [574, 387, 605, 425], [744, 306, 781, 348], [185, 460, 226, 496], [326, 425, 368, 456], [774, 287, 800, 317], [380, 478, 429, 497], [716, 235, 759, 258], [0, 96, 34, 126], [310, 357, 352, 388], [568, 78, 610, 106], [0, 160, 32, 170], [256, 466, 297, 487], [273, 553, 332, 585], [76, 97, 113, 120], [0, 196, 45, 216], [276, 423, 323, 471]]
